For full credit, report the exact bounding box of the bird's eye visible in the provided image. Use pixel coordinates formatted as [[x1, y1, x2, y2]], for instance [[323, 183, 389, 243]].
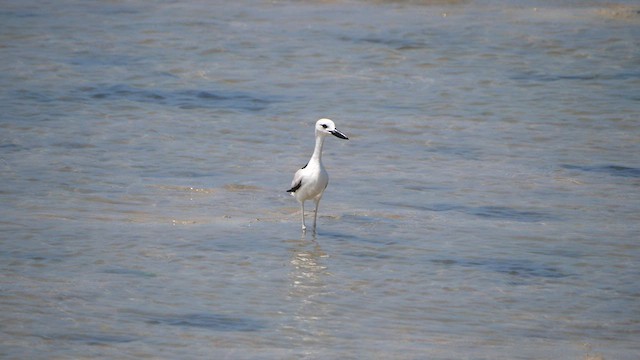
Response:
[[321, 124, 328, 129]]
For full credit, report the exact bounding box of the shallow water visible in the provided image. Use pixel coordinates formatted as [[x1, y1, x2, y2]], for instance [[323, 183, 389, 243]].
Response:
[[1, 0, 639, 359]]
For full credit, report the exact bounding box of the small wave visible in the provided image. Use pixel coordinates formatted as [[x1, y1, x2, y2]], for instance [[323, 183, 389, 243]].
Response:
[[78, 84, 276, 112], [36, 332, 138, 345], [381, 202, 558, 222], [143, 313, 265, 332], [431, 258, 569, 279], [562, 164, 640, 178]]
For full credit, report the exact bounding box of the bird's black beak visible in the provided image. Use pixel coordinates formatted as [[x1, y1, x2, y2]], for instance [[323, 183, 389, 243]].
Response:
[[330, 129, 349, 140]]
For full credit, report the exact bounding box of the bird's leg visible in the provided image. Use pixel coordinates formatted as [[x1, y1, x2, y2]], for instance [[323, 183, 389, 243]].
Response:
[[300, 202, 306, 232], [313, 198, 321, 233]]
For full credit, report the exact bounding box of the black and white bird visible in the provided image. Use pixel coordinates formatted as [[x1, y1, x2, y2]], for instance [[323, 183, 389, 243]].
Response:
[[287, 118, 349, 233]]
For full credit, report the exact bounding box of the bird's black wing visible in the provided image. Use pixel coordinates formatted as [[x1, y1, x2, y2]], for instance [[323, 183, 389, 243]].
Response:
[[287, 180, 302, 193], [287, 163, 307, 193]]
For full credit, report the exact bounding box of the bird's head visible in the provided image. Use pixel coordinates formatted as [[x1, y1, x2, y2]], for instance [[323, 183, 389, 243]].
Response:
[[315, 118, 349, 140]]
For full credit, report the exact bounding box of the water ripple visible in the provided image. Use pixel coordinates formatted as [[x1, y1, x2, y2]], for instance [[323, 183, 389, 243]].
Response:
[[142, 313, 265, 332], [381, 202, 558, 222], [431, 258, 570, 279], [562, 164, 640, 178], [73, 84, 277, 111], [511, 71, 640, 82], [36, 332, 138, 345]]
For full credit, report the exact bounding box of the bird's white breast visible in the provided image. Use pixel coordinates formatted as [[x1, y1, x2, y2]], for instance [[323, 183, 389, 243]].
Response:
[[293, 161, 328, 202]]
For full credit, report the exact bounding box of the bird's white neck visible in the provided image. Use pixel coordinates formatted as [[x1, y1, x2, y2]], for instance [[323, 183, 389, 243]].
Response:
[[310, 132, 326, 163]]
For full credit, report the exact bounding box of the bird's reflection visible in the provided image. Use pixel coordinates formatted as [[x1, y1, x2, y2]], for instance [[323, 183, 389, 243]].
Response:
[[286, 235, 330, 347]]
